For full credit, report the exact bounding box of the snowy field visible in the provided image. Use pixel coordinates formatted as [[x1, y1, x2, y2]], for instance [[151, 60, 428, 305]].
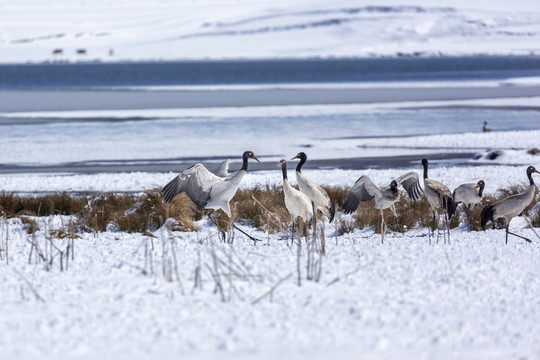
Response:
[[1, 217, 539, 360], [1, 0, 540, 63]]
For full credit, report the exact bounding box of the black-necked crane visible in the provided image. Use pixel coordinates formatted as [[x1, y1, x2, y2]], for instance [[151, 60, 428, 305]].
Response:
[[291, 152, 335, 223], [453, 180, 485, 231], [343, 172, 423, 243], [422, 158, 457, 241], [481, 166, 540, 244], [161, 151, 260, 240], [278, 159, 313, 241]]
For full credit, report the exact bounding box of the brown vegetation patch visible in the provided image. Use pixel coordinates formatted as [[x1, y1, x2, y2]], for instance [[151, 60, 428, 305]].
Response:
[[0, 192, 86, 217], [2, 183, 540, 235]]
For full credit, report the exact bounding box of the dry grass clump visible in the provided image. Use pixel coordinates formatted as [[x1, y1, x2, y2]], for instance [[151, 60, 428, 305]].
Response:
[[20, 216, 40, 234], [3, 182, 540, 235], [78, 190, 198, 233], [232, 184, 290, 233], [0, 191, 86, 217]]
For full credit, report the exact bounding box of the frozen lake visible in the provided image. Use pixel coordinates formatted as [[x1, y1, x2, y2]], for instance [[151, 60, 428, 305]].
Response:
[[1, 57, 540, 173]]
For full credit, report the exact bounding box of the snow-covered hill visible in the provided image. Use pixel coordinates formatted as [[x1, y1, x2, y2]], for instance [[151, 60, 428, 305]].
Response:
[[1, 0, 540, 63]]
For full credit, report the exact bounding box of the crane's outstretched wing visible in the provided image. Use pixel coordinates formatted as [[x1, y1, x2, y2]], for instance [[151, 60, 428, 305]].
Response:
[[161, 164, 221, 209], [343, 175, 382, 214], [395, 171, 424, 201], [216, 159, 231, 178]]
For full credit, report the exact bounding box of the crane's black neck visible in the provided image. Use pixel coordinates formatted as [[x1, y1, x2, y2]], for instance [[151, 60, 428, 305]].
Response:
[[527, 169, 535, 186], [295, 153, 307, 173], [422, 160, 429, 180], [281, 162, 288, 180], [478, 182, 485, 197], [241, 154, 249, 172], [390, 180, 398, 193]]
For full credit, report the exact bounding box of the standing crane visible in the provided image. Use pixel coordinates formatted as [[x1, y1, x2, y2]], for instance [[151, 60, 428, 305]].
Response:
[[291, 152, 335, 222], [161, 151, 260, 240], [343, 172, 423, 243], [421, 158, 457, 241], [453, 180, 485, 231], [481, 166, 540, 244], [278, 159, 313, 242]]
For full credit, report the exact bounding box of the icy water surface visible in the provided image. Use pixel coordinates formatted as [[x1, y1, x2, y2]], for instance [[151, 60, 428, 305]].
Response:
[[1, 56, 540, 89]]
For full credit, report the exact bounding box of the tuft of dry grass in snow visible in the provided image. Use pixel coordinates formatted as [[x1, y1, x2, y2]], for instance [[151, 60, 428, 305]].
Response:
[[1, 184, 539, 235]]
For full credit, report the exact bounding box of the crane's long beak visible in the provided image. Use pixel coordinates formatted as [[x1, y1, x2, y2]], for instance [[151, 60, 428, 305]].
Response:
[[291, 155, 299, 160], [252, 155, 261, 163], [535, 169, 540, 174], [277, 160, 285, 167]]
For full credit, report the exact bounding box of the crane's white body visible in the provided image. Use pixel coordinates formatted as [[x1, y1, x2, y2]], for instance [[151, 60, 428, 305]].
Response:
[[424, 178, 453, 213], [481, 165, 539, 244], [345, 175, 399, 211], [162, 151, 259, 219], [343, 172, 423, 214], [454, 183, 482, 208], [295, 171, 332, 217], [162, 164, 245, 217], [282, 177, 313, 223], [343, 174, 422, 243], [491, 185, 536, 223]]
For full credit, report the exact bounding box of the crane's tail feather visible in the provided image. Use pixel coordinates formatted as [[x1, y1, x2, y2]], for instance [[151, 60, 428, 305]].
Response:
[[329, 199, 336, 223], [442, 194, 457, 220], [481, 205, 495, 230]]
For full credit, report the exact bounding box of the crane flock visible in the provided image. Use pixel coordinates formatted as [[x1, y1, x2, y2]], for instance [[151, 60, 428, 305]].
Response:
[[161, 153, 539, 245]]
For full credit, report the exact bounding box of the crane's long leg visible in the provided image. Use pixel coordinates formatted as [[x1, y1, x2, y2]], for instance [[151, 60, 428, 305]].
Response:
[[207, 210, 226, 242], [391, 204, 403, 233], [506, 223, 532, 243], [443, 211, 451, 244], [431, 210, 437, 234], [466, 205, 472, 232], [290, 220, 295, 246], [434, 211, 441, 244], [232, 224, 261, 243]]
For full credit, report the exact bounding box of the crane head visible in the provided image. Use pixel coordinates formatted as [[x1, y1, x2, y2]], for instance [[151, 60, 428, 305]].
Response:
[[291, 152, 307, 161], [527, 165, 540, 175], [278, 159, 286, 167], [243, 151, 260, 163]]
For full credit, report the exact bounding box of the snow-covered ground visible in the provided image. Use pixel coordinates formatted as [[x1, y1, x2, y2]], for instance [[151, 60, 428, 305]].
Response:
[[0, 163, 538, 196], [1, 0, 540, 63], [1, 213, 539, 360]]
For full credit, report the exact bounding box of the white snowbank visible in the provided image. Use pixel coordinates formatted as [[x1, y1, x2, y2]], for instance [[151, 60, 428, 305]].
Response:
[[1, 0, 540, 63], [2, 164, 539, 196]]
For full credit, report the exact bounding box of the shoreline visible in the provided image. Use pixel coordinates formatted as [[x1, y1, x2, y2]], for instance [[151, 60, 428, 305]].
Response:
[[2, 86, 540, 112], [0, 152, 477, 175]]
